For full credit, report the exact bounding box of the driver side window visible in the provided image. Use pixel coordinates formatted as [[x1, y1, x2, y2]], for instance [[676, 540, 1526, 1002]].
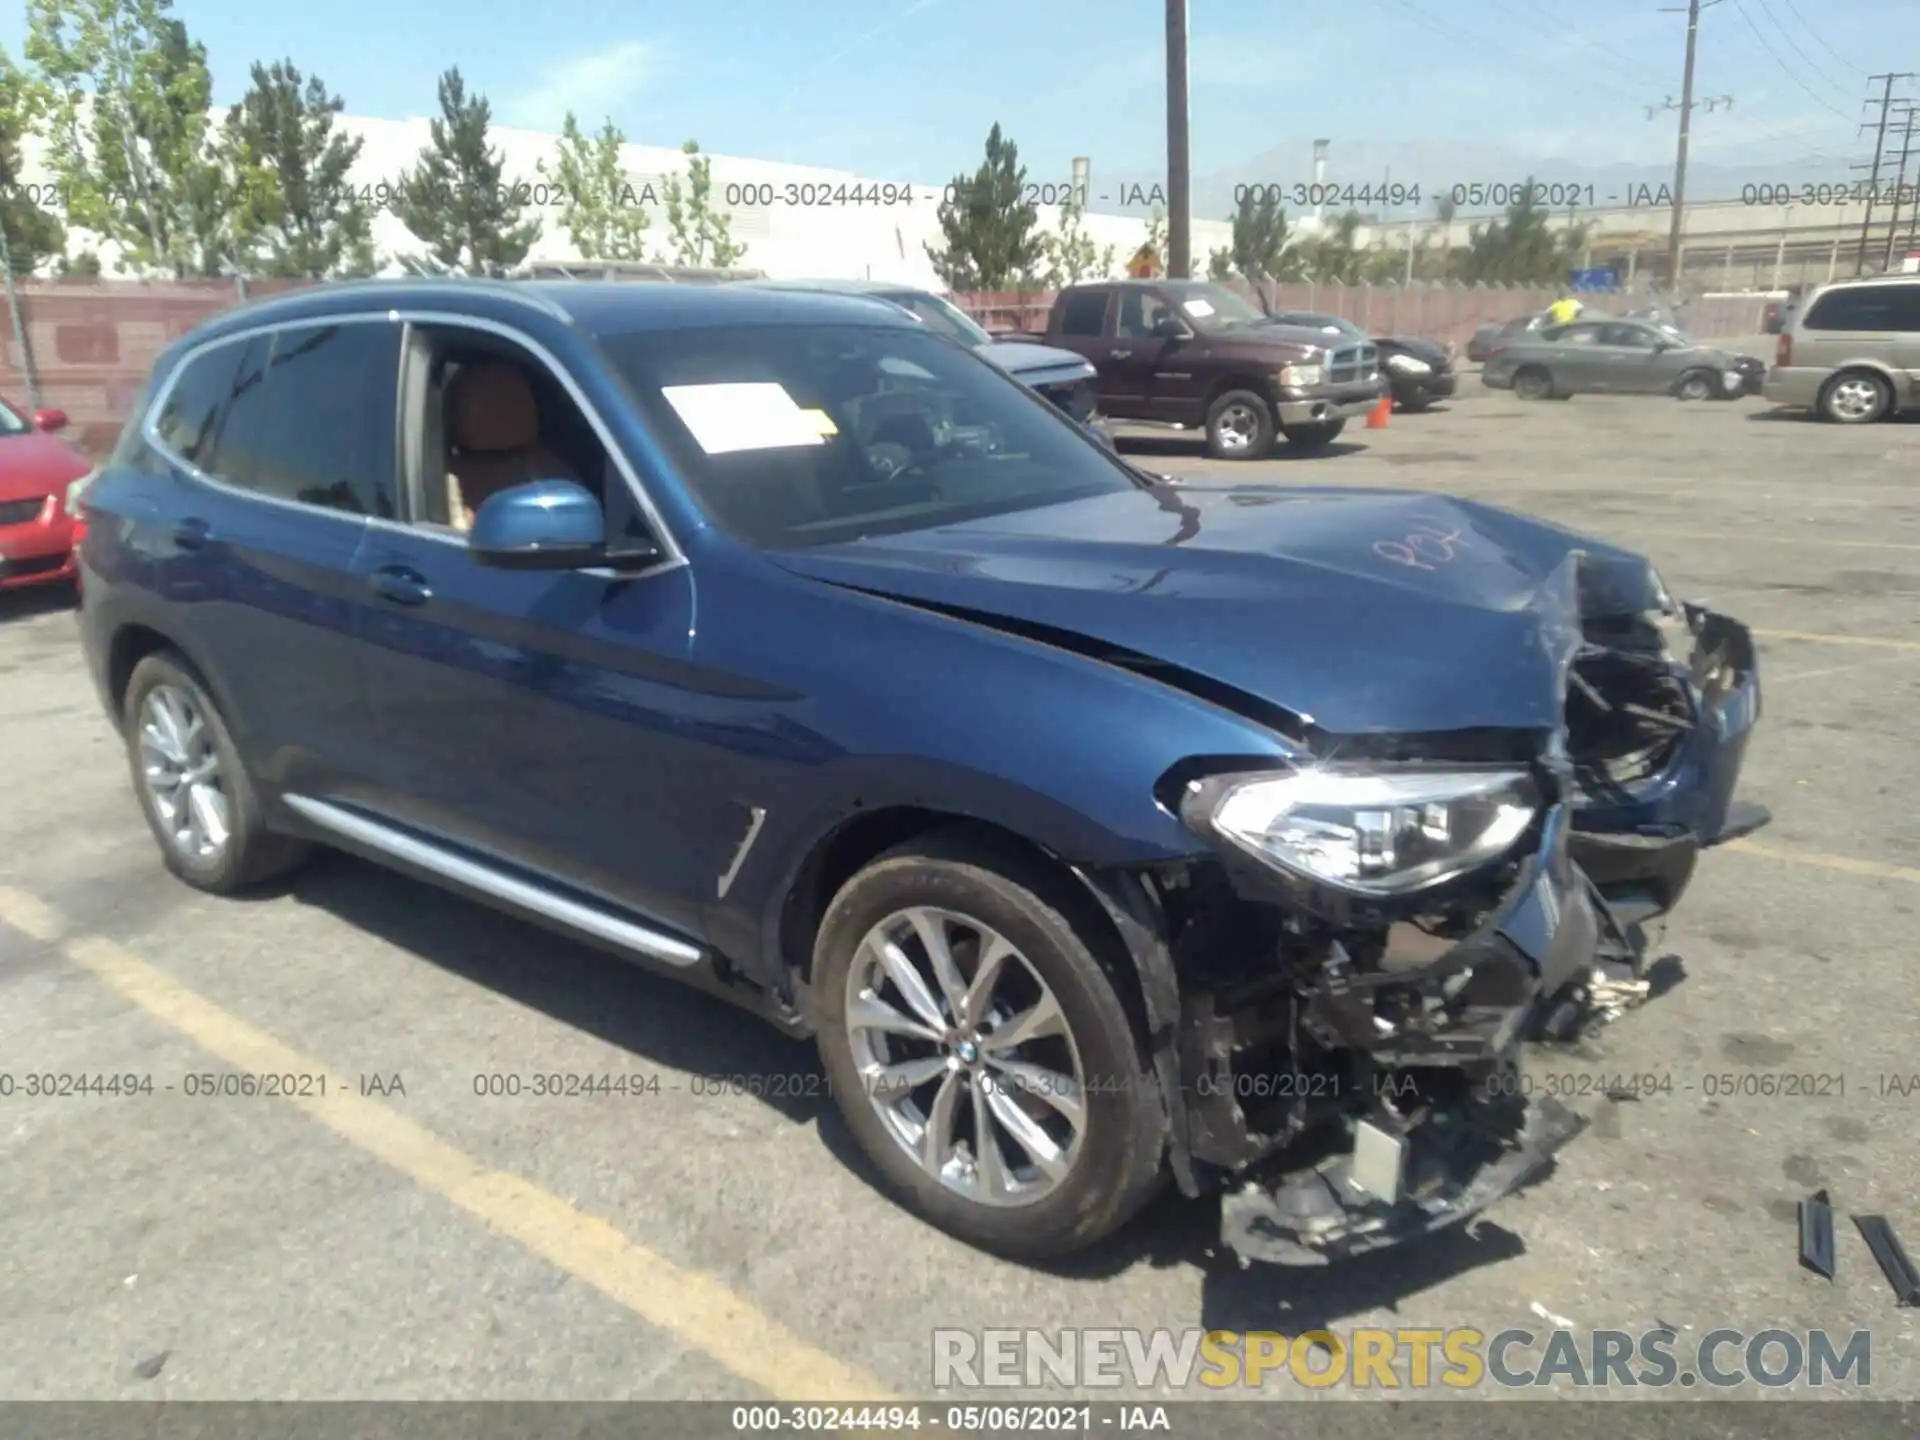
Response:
[[1116, 291, 1171, 340], [404, 327, 611, 535]]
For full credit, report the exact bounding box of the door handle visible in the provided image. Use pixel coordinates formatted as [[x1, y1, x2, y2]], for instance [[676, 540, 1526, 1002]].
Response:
[[1112, 349, 1133, 359], [369, 564, 432, 606], [171, 517, 210, 550]]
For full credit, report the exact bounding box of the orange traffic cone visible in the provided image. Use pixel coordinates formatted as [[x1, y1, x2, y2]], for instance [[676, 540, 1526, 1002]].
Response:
[[1367, 395, 1392, 429]]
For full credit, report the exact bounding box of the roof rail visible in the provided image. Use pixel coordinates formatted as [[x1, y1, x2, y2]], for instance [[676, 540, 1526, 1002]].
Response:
[[235, 275, 576, 323]]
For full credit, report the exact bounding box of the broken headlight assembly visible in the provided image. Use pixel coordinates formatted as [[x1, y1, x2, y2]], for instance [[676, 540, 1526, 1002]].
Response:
[[1186, 767, 1541, 898]]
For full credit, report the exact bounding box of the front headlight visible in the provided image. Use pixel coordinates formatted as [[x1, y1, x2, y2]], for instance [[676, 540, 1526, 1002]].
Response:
[[1206, 767, 1539, 896], [1384, 353, 1432, 375], [1276, 363, 1323, 387]]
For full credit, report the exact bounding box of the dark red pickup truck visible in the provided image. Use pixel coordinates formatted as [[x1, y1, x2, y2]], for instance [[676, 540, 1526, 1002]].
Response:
[[1039, 279, 1385, 460]]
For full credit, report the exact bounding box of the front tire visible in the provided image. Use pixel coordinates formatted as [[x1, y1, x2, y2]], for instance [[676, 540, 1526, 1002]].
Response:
[[1204, 389, 1275, 460], [1280, 418, 1347, 451], [811, 832, 1166, 1260], [1820, 369, 1891, 424], [122, 651, 310, 893], [1674, 369, 1715, 401]]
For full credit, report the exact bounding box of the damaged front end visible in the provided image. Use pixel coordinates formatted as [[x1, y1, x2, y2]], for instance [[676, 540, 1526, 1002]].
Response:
[[1086, 554, 1766, 1266]]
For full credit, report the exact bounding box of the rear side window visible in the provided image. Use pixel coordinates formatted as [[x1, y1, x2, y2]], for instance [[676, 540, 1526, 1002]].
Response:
[[198, 322, 402, 517], [1802, 284, 1920, 332], [150, 343, 245, 464], [1057, 289, 1108, 337]]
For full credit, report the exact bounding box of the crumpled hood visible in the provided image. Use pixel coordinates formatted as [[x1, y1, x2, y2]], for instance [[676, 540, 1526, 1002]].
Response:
[[771, 485, 1664, 737]]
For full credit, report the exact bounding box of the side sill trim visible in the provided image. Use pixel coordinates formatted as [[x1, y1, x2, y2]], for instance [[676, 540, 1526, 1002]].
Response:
[[282, 795, 705, 968]]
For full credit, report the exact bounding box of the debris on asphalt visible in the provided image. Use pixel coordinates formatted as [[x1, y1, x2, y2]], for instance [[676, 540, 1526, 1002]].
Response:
[[1529, 1301, 1577, 1329], [1798, 1189, 1835, 1279], [1855, 1215, 1920, 1306]]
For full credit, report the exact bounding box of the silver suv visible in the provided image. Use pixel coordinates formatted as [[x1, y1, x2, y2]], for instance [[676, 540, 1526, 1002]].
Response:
[[1764, 274, 1920, 422]]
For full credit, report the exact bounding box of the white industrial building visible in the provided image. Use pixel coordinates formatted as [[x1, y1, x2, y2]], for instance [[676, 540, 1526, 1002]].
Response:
[[17, 113, 1237, 288]]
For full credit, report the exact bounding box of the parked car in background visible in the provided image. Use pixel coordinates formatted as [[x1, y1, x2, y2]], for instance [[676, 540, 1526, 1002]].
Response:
[[745, 279, 1113, 447], [1266, 311, 1457, 411], [0, 395, 92, 595], [1466, 313, 1544, 364], [1041, 280, 1382, 460], [1764, 274, 1920, 423], [1483, 318, 1748, 401], [74, 278, 1765, 1267]]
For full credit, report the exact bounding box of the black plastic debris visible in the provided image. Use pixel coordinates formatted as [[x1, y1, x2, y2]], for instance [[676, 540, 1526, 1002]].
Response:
[[1854, 1215, 1920, 1306], [1798, 1189, 1834, 1279]]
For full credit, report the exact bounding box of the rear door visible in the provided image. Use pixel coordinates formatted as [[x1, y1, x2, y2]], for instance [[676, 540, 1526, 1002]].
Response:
[[1799, 283, 1906, 388], [146, 317, 402, 796], [1052, 289, 1131, 412], [1540, 323, 1609, 389]]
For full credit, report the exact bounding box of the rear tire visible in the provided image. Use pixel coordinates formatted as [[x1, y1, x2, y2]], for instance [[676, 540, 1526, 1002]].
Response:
[[1819, 369, 1890, 424], [1204, 389, 1275, 460], [1280, 418, 1347, 451], [1512, 366, 1554, 401], [122, 651, 311, 894], [811, 831, 1167, 1260]]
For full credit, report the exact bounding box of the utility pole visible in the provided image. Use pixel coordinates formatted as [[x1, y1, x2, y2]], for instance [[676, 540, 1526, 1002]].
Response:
[[1881, 105, 1918, 272], [1164, 0, 1191, 278], [1657, 0, 1722, 294], [1855, 73, 1912, 275]]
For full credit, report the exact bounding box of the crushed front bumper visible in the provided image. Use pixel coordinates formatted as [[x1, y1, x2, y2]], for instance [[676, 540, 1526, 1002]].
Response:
[[1205, 602, 1764, 1266]]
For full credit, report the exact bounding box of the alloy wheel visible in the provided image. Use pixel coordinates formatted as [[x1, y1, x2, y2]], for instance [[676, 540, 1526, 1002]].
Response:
[[138, 683, 230, 863], [843, 906, 1087, 1207], [1213, 402, 1260, 453], [1828, 376, 1883, 422]]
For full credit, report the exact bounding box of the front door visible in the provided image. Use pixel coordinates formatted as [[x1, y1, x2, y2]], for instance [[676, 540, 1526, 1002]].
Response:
[[343, 325, 722, 947]]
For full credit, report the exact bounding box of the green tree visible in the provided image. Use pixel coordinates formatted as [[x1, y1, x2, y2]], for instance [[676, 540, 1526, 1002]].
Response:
[[26, 0, 235, 276], [537, 112, 651, 262], [224, 59, 375, 278], [926, 123, 1046, 290], [58, 247, 103, 276], [390, 67, 540, 277], [1040, 184, 1112, 286], [657, 140, 744, 267], [1449, 178, 1588, 284], [0, 45, 66, 275], [1296, 210, 1363, 284], [1208, 187, 1299, 284]]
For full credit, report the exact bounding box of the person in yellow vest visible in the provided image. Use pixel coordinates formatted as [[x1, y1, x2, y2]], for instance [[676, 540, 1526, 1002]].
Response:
[[1545, 292, 1584, 326]]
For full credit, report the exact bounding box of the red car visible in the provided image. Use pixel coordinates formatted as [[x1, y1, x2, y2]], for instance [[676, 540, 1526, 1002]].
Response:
[[0, 394, 92, 594]]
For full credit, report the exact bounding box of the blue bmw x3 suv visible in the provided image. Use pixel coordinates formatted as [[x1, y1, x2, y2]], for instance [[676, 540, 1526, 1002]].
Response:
[[74, 279, 1766, 1265]]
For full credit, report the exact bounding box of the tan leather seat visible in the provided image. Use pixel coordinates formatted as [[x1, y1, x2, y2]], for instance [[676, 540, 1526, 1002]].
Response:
[[445, 362, 582, 530]]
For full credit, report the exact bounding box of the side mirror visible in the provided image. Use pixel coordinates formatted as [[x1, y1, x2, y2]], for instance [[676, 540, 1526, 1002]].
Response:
[[1151, 315, 1189, 340], [33, 408, 69, 433], [468, 479, 608, 570]]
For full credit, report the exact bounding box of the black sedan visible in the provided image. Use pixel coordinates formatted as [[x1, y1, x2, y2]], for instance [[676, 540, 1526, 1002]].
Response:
[[1268, 311, 1457, 411]]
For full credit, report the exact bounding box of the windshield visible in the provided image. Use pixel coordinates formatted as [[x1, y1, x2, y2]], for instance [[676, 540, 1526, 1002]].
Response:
[[0, 396, 26, 436], [1159, 282, 1265, 329], [1655, 322, 1697, 346], [598, 322, 1141, 550], [889, 292, 993, 347]]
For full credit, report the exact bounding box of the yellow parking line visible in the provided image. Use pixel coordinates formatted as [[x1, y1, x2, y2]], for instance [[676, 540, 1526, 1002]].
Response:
[[1752, 628, 1920, 653], [0, 887, 893, 1403], [1631, 530, 1920, 554], [1721, 841, 1920, 886]]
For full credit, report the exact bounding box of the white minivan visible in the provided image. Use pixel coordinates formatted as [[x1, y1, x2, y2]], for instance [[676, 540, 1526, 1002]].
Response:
[[1764, 274, 1920, 422]]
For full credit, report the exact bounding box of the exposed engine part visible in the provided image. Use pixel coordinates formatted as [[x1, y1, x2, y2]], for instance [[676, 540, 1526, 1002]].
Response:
[[1566, 646, 1695, 793]]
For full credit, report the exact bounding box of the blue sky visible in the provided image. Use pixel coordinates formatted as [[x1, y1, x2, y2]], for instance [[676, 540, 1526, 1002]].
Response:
[[1, 0, 1910, 189]]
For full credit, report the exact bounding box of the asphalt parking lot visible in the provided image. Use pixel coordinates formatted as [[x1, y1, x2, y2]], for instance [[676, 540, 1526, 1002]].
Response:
[[2, 369, 1918, 1414]]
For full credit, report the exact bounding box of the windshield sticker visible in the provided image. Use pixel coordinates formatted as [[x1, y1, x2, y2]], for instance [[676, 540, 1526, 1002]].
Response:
[[661, 383, 828, 455], [1182, 299, 1215, 317]]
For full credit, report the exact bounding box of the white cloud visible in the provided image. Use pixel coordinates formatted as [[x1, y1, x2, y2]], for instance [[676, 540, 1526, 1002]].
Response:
[[503, 41, 656, 132]]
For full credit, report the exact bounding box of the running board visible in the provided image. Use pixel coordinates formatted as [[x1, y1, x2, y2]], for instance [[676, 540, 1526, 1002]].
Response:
[[282, 795, 705, 968]]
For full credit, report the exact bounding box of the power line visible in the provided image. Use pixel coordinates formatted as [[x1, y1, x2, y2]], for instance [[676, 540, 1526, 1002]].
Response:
[[1745, 0, 1850, 96], [1659, 0, 1721, 288], [1730, 0, 1857, 120], [1776, 0, 1866, 80], [1880, 105, 1917, 271], [1372, 0, 1652, 110]]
